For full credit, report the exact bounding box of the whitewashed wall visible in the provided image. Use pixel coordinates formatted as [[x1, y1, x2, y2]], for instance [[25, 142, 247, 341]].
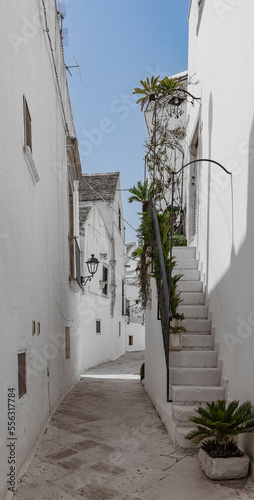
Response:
[[145, 278, 169, 425], [125, 283, 145, 352], [0, 2, 82, 497], [187, 0, 254, 468], [125, 242, 145, 352], [80, 177, 126, 370]]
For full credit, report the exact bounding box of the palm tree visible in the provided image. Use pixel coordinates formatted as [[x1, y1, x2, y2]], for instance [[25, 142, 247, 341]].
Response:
[[128, 179, 155, 211], [132, 75, 160, 112], [186, 399, 254, 456]]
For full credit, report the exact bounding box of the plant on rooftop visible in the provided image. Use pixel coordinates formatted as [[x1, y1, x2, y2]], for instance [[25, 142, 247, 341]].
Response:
[[133, 75, 181, 112]]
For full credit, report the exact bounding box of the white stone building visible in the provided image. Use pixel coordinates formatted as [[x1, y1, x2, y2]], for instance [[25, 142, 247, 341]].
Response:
[[125, 242, 145, 352], [144, 0, 254, 473], [79, 173, 126, 370], [0, 2, 82, 497]]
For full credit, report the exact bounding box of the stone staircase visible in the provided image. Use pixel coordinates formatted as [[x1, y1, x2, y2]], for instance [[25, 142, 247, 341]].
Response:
[[170, 246, 224, 450]]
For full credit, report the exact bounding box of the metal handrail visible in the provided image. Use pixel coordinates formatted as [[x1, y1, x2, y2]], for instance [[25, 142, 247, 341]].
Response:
[[150, 198, 172, 401]]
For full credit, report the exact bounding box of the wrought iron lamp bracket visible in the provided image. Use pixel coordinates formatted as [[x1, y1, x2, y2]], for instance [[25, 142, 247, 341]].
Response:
[[81, 275, 92, 287]]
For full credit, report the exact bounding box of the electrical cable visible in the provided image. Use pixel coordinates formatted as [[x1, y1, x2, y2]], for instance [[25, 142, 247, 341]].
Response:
[[83, 178, 137, 233], [41, 0, 70, 136]]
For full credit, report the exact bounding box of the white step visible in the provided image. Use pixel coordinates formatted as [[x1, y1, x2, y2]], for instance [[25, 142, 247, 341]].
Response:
[[173, 404, 203, 423], [182, 334, 214, 350], [178, 305, 208, 318], [181, 292, 205, 305], [171, 385, 225, 403], [173, 247, 196, 259], [177, 280, 203, 292], [174, 259, 198, 270], [170, 367, 221, 386], [173, 269, 200, 281], [169, 350, 217, 368], [181, 319, 211, 332], [175, 426, 199, 449]]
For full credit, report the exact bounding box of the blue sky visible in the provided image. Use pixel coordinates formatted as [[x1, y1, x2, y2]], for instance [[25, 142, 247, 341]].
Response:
[[64, 0, 190, 242]]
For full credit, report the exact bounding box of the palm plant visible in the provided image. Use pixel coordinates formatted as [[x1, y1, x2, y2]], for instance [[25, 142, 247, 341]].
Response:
[[132, 75, 160, 111], [128, 179, 154, 212], [158, 76, 180, 96], [133, 75, 183, 112], [186, 400, 254, 458]]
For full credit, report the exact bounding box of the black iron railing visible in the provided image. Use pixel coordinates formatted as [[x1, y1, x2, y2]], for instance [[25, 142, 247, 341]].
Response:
[[150, 198, 172, 401]]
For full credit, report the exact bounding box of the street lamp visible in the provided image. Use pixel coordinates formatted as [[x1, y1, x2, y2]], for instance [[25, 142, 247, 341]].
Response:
[[81, 254, 99, 288]]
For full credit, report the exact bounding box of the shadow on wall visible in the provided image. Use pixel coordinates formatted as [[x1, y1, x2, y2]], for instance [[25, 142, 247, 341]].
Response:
[[208, 117, 254, 463]]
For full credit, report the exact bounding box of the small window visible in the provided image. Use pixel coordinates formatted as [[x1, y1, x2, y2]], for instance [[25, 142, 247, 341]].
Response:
[[129, 336, 133, 346], [37, 322, 40, 335], [68, 183, 74, 278], [102, 266, 108, 295], [23, 96, 32, 151], [32, 320, 36, 335], [118, 207, 121, 231], [197, 0, 205, 34], [65, 327, 70, 359], [119, 322, 121, 337], [122, 279, 125, 315], [157, 300, 161, 321], [18, 352, 26, 398], [96, 320, 101, 335]]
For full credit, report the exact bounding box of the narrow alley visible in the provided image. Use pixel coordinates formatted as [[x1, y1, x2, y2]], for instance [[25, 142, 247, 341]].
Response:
[[14, 353, 254, 500]]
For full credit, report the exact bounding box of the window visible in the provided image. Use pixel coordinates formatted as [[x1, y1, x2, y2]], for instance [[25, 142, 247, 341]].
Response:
[[197, 0, 205, 34], [157, 300, 161, 321], [65, 327, 70, 359], [118, 207, 121, 231], [122, 279, 125, 315], [102, 266, 108, 295], [32, 320, 36, 335], [119, 322, 121, 337], [129, 336, 133, 346], [96, 320, 101, 335], [68, 183, 74, 278], [23, 96, 32, 151], [23, 96, 39, 184], [18, 352, 26, 398]]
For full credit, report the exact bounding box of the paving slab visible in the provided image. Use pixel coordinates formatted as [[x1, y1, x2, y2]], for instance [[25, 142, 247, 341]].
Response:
[[13, 351, 254, 500]]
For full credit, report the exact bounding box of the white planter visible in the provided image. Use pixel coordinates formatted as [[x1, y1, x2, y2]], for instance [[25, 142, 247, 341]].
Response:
[[199, 448, 249, 480], [169, 332, 182, 350]]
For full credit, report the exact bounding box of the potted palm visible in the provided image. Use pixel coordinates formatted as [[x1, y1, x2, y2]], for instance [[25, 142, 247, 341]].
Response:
[[186, 399, 254, 480]]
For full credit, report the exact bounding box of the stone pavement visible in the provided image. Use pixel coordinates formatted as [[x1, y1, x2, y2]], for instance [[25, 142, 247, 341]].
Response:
[[14, 352, 254, 500]]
